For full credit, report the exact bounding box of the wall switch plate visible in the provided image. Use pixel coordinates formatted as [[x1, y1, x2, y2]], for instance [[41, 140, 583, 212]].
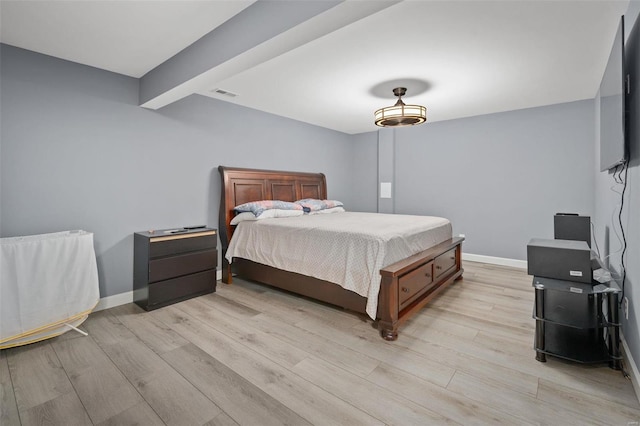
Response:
[[380, 182, 392, 199]]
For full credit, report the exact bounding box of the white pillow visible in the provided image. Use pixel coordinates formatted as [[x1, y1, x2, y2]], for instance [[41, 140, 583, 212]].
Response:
[[230, 209, 304, 225], [308, 206, 346, 215], [230, 212, 258, 225], [260, 209, 304, 219]]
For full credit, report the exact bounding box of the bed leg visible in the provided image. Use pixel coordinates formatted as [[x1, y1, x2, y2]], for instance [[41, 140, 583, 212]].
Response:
[[221, 254, 233, 284], [379, 322, 398, 341]]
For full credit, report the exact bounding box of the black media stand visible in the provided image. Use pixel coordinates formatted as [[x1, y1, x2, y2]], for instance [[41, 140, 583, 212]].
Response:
[[532, 276, 621, 370]]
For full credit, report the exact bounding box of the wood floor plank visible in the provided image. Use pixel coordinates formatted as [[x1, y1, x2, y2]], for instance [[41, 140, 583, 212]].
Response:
[[95, 401, 165, 426], [197, 291, 262, 318], [293, 356, 456, 425], [202, 411, 241, 426], [19, 391, 92, 426], [430, 298, 534, 332], [536, 378, 640, 425], [51, 336, 144, 424], [473, 330, 533, 358], [402, 311, 480, 339], [418, 306, 533, 345], [174, 297, 309, 368], [248, 311, 381, 377], [295, 315, 456, 388], [202, 283, 381, 378], [536, 357, 639, 409], [163, 343, 311, 426], [446, 370, 602, 425], [363, 327, 540, 397], [0, 350, 20, 426], [213, 283, 310, 325], [85, 310, 222, 426], [437, 286, 533, 312], [217, 279, 368, 338], [108, 303, 189, 355], [409, 317, 635, 409], [366, 363, 532, 425], [5, 342, 74, 412], [151, 305, 384, 425], [407, 311, 536, 365]]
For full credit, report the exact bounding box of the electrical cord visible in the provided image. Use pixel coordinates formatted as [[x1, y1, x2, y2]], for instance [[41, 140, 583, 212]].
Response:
[[618, 160, 629, 303], [591, 221, 601, 258]]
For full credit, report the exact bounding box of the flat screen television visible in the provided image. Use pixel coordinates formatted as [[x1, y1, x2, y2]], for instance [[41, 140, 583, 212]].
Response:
[[599, 16, 627, 172]]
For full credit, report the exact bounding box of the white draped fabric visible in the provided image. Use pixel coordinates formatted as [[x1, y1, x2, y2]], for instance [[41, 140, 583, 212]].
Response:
[[1, 230, 99, 348]]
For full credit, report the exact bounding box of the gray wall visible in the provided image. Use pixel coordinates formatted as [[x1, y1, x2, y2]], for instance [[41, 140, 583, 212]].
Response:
[[594, 0, 640, 381], [0, 44, 355, 298], [349, 132, 377, 212], [351, 100, 596, 260]]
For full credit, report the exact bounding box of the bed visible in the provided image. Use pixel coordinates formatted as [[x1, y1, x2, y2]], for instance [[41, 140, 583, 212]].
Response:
[[219, 166, 464, 340]]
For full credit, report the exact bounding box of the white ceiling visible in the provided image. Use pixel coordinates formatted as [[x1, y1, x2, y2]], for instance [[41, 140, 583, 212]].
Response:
[[0, 0, 630, 134]]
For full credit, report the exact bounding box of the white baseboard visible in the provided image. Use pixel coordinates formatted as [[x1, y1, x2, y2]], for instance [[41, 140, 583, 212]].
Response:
[[94, 291, 133, 311], [95, 257, 524, 313], [94, 269, 224, 312], [622, 334, 640, 404], [462, 253, 527, 269]]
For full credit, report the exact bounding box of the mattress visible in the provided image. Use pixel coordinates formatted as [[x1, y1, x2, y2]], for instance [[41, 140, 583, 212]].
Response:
[[226, 212, 452, 318]]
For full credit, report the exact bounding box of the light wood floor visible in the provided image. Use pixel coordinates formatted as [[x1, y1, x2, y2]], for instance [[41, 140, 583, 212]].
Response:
[[2, 261, 639, 425]]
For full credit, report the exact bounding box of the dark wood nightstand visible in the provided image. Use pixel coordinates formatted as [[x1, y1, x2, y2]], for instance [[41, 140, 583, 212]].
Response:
[[133, 228, 217, 311]]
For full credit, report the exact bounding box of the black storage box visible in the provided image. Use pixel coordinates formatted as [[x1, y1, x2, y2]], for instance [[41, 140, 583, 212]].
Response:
[[527, 238, 592, 284], [554, 214, 591, 247]]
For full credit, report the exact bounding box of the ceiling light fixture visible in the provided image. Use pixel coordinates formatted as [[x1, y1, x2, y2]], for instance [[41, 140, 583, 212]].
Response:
[[374, 87, 426, 127]]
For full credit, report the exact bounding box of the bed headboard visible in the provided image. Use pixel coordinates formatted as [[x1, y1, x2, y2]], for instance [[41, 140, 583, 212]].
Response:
[[218, 166, 327, 250]]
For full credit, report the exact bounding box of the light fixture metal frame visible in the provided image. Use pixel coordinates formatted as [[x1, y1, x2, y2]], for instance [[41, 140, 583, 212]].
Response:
[[374, 87, 427, 127]]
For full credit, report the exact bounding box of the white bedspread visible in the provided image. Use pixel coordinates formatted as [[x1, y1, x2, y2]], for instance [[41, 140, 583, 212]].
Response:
[[226, 212, 452, 318], [1, 230, 99, 348]]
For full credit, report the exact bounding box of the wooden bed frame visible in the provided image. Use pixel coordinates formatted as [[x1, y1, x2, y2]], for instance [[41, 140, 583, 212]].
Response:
[[218, 166, 464, 340]]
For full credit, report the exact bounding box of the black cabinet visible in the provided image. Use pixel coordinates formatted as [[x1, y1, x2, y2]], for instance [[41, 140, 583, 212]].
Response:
[[134, 228, 217, 311], [532, 276, 621, 370]]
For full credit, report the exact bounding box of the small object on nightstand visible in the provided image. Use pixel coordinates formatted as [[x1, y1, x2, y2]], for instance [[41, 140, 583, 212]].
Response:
[[133, 227, 217, 311]]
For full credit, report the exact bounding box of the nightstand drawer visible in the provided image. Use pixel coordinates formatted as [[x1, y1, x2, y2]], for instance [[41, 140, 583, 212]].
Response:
[[398, 261, 434, 310], [148, 269, 215, 308], [149, 249, 217, 283], [149, 231, 216, 258]]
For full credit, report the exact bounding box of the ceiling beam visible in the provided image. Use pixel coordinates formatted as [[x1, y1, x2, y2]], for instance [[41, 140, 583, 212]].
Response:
[[140, 0, 342, 108], [139, 0, 400, 110]]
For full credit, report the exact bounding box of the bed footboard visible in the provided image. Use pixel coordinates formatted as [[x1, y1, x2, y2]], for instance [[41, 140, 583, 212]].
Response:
[[378, 237, 464, 341]]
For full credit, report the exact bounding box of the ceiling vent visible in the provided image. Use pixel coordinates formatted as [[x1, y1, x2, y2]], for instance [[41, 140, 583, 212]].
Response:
[[211, 88, 238, 98]]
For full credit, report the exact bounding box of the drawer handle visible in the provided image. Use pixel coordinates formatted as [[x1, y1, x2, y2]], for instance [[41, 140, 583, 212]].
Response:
[[450, 256, 455, 260], [401, 287, 409, 293], [425, 273, 431, 278], [436, 266, 442, 270]]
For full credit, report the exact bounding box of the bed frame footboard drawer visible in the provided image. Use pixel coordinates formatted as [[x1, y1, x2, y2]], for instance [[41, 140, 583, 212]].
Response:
[[435, 248, 457, 279], [398, 261, 434, 310]]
